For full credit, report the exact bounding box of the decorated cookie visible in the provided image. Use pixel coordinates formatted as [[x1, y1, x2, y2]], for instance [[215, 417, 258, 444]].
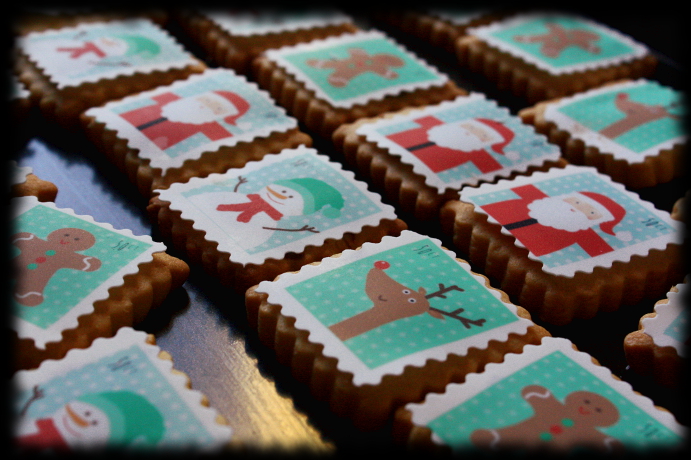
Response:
[[252, 29, 465, 139], [245, 230, 550, 430], [9, 161, 58, 202], [176, 8, 359, 74], [148, 145, 406, 293], [81, 68, 311, 195], [456, 12, 657, 103], [440, 164, 685, 324], [10, 196, 189, 371], [333, 93, 563, 220], [395, 336, 685, 453], [624, 282, 688, 386], [374, 8, 510, 53], [14, 18, 206, 130], [520, 79, 686, 188], [13, 327, 232, 451]]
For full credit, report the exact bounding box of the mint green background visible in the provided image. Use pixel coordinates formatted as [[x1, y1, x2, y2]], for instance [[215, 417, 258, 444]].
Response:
[[12, 205, 151, 329], [427, 350, 682, 451], [556, 82, 684, 154], [663, 307, 688, 342], [491, 16, 634, 68], [15, 344, 216, 446], [282, 37, 440, 102], [286, 239, 519, 369]]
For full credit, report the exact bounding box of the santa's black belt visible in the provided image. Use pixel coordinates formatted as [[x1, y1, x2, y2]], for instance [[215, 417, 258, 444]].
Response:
[[407, 141, 436, 151], [504, 218, 538, 230], [136, 117, 167, 131]]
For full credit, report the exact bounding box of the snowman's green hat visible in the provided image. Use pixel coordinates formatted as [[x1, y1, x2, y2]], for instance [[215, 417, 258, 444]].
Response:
[[274, 178, 344, 218], [117, 34, 161, 58], [77, 390, 164, 446]]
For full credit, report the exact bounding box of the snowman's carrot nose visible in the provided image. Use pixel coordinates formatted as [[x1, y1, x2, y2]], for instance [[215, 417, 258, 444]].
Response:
[[65, 403, 89, 427], [266, 186, 287, 200]]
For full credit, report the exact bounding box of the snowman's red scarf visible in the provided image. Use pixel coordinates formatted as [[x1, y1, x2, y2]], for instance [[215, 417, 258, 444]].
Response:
[[216, 194, 283, 222]]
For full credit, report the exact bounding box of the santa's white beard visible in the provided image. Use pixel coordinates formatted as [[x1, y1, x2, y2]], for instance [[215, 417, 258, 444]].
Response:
[[528, 197, 594, 232], [427, 120, 502, 151], [161, 97, 235, 125]]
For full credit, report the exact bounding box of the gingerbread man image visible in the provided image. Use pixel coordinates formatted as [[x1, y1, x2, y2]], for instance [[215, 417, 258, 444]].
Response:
[[306, 48, 405, 87], [12, 228, 102, 307], [470, 384, 622, 452], [513, 22, 601, 58]]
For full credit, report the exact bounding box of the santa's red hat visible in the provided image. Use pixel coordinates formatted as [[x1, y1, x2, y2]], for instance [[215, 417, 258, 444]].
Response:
[[578, 191, 632, 241], [476, 118, 515, 155], [213, 90, 250, 125]]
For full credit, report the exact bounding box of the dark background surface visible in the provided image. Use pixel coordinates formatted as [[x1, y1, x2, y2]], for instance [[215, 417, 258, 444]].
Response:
[[9, 7, 689, 454]]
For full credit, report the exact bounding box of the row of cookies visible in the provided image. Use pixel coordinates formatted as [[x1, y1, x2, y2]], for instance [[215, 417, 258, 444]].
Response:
[[10, 7, 686, 453], [9, 164, 234, 449]]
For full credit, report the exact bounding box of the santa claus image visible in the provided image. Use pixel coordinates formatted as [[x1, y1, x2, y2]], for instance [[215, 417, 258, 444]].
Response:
[[119, 90, 250, 150], [15, 388, 164, 450], [481, 184, 633, 258], [188, 176, 345, 251], [386, 115, 520, 174]]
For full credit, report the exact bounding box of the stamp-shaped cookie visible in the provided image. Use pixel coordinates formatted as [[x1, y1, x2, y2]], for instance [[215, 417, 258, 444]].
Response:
[[9, 161, 58, 202], [375, 8, 509, 53], [15, 18, 206, 130], [148, 145, 406, 293], [440, 165, 685, 324], [394, 336, 685, 453], [624, 282, 687, 387], [252, 29, 465, 139], [333, 93, 563, 221], [245, 230, 550, 430], [456, 12, 657, 103], [13, 327, 232, 451], [176, 8, 359, 75], [519, 79, 686, 189], [11, 196, 189, 371], [81, 68, 311, 196]]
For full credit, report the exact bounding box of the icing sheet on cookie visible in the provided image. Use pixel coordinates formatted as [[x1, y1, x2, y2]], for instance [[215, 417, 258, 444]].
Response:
[[543, 80, 686, 162], [256, 230, 533, 385], [18, 18, 198, 89], [461, 165, 682, 276], [264, 30, 448, 108], [10, 197, 165, 349], [200, 8, 352, 36], [85, 68, 297, 172], [356, 94, 561, 191], [156, 146, 396, 265], [406, 337, 685, 452], [641, 283, 688, 357], [469, 13, 649, 75], [13, 327, 232, 450]]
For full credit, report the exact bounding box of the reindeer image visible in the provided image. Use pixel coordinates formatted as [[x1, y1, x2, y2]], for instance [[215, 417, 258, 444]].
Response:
[[328, 260, 485, 341], [599, 92, 681, 139]]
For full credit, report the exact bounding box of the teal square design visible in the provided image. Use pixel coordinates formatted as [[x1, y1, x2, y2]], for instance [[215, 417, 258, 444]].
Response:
[[426, 351, 682, 451], [286, 239, 519, 369], [12, 205, 151, 329], [490, 16, 635, 69], [281, 36, 441, 103]]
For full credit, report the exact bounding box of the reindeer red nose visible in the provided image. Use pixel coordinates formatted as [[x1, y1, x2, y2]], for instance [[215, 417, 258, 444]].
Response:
[[374, 260, 390, 270]]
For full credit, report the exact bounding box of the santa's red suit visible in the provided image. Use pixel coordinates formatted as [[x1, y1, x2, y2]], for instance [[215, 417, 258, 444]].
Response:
[[16, 418, 69, 450], [480, 184, 615, 257], [386, 115, 514, 173], [120, 92, 248, 150]]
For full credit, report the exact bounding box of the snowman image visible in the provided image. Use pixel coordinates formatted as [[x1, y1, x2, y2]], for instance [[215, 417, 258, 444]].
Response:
[[188, 175, 345, 251], [15, 387, 165, 450], [23, 31, 161, 78]]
